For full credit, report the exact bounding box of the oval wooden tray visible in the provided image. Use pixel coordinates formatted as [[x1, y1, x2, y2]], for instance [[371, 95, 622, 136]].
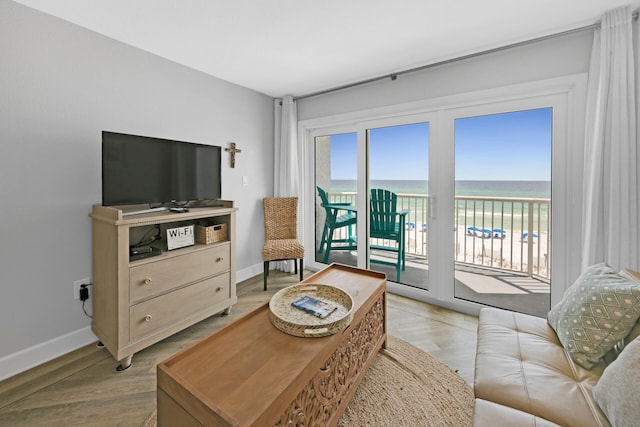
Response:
[[269, 283, 354, 337]]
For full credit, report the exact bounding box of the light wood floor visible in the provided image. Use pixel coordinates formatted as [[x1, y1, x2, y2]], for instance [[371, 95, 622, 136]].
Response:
[[0, 269, 478, 427]]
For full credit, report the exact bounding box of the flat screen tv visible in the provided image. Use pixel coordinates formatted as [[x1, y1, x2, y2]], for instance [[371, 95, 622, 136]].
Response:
[[102, 131, 222, 207]]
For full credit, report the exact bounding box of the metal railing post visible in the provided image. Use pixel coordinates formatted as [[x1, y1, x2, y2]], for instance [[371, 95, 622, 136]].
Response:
[[527, 201, 534, 277]]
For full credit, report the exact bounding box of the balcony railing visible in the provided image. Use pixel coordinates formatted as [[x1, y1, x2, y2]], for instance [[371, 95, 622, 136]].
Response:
[[324, 192, 550, 280]]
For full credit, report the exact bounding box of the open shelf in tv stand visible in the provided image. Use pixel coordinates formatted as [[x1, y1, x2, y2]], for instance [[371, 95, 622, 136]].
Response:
[[90, 201, 237, 371]]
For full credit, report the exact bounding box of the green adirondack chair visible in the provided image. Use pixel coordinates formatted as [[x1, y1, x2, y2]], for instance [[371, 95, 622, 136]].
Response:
[[369, 188, 409, 282], [316, 186, 357, 263]]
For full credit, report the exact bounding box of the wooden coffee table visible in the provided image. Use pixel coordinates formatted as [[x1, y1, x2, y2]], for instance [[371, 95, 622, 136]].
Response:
[[157, 263, 386, 426]]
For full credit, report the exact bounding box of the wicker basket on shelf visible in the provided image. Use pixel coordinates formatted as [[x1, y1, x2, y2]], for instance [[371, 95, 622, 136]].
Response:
[[195, 222, 227, 244]]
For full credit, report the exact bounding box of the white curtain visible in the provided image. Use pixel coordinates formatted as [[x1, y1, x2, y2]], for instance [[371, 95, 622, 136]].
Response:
[[582, 6, 640, 272], [274, 95, 300, 196], [272, 95, 300, 272]]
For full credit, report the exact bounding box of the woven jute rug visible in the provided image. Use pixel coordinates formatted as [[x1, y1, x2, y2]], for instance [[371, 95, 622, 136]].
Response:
[[142, 335, 474, 426]]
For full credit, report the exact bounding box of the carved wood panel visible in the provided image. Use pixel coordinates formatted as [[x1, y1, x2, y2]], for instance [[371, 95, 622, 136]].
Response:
[[274, 294, 385, 426]]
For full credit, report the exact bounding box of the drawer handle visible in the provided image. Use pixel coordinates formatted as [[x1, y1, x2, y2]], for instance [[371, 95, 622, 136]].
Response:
[[216, 257, 224, 262], [144, 278, 152, 285], [216, 286, 224, 292], [144, 314, 152, 322]]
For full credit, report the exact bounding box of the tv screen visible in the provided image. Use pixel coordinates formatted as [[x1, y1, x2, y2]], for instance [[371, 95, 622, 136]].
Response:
[[102, 131, 222, 207]]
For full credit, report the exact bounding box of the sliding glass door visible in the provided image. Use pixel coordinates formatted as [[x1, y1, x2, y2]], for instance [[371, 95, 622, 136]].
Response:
[[453, 108, 552, 316], [311, 119, 431, 288], [305, 81, 571, 317], [367, 122, 429, 289], [313, 131, 358, 267]]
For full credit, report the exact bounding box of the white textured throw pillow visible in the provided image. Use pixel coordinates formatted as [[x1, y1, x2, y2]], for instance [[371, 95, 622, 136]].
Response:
[[547, 263, 640, 369], [593, 336, 640, 427]]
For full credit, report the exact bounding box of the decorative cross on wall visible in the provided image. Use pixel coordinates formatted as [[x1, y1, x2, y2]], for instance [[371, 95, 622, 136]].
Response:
[[225, 142, 242, 168]]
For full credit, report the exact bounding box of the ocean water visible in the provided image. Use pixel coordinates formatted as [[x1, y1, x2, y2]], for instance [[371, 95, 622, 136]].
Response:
[[330, 179, 551, 199]]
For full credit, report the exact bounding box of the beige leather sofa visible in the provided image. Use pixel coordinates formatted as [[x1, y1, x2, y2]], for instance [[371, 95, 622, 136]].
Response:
[[473, 307, 611, 426], [473, 264, 640, 427]]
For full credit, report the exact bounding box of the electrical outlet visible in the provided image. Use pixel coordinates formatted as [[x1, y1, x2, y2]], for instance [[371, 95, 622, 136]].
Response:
[[74, 278, 90, 300]]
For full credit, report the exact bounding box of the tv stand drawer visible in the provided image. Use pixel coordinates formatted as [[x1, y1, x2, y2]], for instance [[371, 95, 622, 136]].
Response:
[[129, 273, 230, 342], [129, 245, 230, 302]]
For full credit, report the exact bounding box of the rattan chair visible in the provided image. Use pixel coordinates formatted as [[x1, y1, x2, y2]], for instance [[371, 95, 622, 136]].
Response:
[[262, 197, 305, 290]]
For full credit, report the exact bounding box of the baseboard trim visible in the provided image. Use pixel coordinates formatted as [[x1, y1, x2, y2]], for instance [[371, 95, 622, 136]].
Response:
[[237, 263, 264, 283], [237, 262, 313, 288], [0, 326, 98, 382], [1, 266, 264, 383]]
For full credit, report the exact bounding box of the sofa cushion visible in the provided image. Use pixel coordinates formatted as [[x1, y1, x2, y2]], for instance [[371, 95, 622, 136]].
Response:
[[603, 270, 640, 364], [473, 399, 562, 427], [619, 269, 640, 345], [593, 336, 640, 427], [475, 308, 610, 427], [547, 263, 640, 369]]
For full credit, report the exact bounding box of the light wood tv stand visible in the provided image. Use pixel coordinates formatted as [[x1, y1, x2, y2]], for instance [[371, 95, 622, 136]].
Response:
[[90, 201, 237, 370]]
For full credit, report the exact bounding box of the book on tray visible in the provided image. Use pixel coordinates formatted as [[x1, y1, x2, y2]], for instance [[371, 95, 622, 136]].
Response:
[[291, 295, 338, 319]]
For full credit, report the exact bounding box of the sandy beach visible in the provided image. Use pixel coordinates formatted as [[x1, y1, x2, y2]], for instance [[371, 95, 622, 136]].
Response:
[[403, 227, 549, 278]]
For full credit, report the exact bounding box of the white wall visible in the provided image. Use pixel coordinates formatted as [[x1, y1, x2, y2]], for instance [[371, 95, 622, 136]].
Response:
[[296, 29, 594, 312], [0, 0, 273, 379], [297, 30, 592, 120]]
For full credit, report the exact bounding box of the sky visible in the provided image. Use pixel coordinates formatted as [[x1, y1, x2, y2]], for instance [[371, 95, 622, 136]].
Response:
[[329, 107, 552, 181]]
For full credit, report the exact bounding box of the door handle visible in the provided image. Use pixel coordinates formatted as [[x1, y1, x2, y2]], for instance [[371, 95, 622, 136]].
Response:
[[429, 196, 435, 219]]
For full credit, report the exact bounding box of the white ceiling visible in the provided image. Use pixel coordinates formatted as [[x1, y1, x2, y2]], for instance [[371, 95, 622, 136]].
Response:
[[12, 0, 640, 98]]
